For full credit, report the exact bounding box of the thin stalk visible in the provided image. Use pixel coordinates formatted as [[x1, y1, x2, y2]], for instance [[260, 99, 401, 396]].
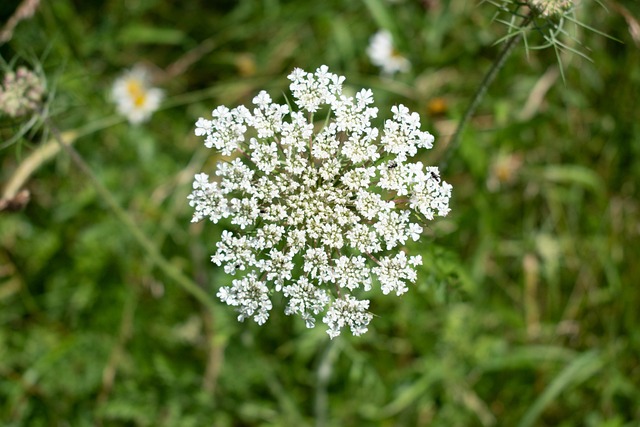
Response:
[[46, 120, 218, 313], [315, 338, 341, 427], [441, 14, 532, 170], [96, 284, 139, 418]]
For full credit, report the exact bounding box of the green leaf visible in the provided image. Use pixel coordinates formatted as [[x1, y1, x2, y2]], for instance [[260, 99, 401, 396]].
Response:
[[540, 164, 605, 195], [517, 350, 604, 427], [362, 0, 397, 34], [117, 25, 185, 45], [480, 345, 576, 371]]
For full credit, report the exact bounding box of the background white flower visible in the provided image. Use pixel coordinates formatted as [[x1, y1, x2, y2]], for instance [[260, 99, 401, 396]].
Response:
[[189, 66, 451, 338], [111, 66, 163, 124], [0, 66, 45, 117], [530, 0, 574, 17], [367, 30, 411, 76]]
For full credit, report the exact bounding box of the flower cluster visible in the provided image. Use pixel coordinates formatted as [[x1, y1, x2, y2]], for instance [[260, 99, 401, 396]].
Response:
[[189, 66, 451, 338], [367, 30, 410, 76], [111, 66, 163, 124], [0, 66, 45, 117], [530, 0, 574, 17]]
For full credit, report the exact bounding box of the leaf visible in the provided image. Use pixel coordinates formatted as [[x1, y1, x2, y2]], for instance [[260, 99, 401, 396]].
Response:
[[117, 25, 185, 45], [479, 345, 575, 371], [362, 0, 397, 34], [541, 164, 605, 196], [517, 350, 604, 427], [372, 362, 444, 418]]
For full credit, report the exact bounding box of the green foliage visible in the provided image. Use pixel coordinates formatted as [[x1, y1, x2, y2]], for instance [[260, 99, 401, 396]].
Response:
[[1, 0, 639, 425]]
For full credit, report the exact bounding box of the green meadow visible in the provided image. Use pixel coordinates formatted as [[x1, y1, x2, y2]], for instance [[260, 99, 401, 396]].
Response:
[[1, 1, 639, 425]]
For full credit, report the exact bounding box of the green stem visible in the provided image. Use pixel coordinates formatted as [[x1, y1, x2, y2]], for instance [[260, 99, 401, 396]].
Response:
[[74, 115, 125, 138], [441, 14, 532, 170], [46, 120, 218, 312], [315, 338, 341, 427]]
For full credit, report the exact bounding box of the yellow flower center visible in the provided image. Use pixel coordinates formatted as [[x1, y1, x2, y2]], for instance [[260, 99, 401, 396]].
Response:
[[126, 79, 147, 107], [391, 48, 403, 59]]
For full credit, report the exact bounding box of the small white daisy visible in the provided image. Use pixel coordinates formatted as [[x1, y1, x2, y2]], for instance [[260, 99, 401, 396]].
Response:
[[111, 66, 163, 124], [367, 30, 411, 76]]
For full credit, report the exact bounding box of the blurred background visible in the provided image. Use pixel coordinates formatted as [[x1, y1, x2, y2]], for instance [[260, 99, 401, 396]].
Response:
[[1, 0, 639, 425]]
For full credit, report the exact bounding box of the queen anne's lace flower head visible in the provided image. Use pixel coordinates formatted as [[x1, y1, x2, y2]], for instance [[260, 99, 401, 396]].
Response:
[[0, 66, 45, 118], [189, 66, 452, 338], [530, 0, 574, 17]]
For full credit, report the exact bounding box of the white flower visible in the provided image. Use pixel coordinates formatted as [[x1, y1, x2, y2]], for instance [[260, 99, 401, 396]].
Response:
[[367, 30, 411, 76], [283, 277, 331, 328], [0, 67, 45, 117], [530, 0, 574, 17], [111, 66, 163, 124], [323, 296, 374, 339], [333, 255, 372, 292], [189, 66, 452, 338], [372, 252, 423, 296], [217, 272, 272, 325]]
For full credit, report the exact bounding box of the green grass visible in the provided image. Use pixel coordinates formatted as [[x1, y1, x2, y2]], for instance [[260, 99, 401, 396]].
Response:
[[1, 0, 639, 425]]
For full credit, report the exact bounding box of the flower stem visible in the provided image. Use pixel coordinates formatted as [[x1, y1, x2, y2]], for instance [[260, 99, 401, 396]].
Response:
[[315, 338, 341, 427], [441, 14, 532, 170]]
